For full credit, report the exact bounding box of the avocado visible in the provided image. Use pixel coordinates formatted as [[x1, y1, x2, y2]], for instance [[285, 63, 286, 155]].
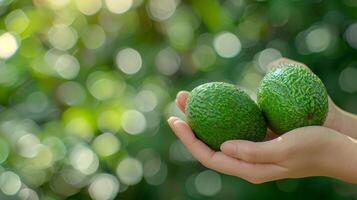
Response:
[[257, 63, 328, 134], [185, 82, 267, 150]]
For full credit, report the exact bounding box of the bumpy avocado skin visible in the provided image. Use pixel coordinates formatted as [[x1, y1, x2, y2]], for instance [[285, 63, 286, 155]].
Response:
[[257, 63, 329, 134], [185, 82, 267, 150]]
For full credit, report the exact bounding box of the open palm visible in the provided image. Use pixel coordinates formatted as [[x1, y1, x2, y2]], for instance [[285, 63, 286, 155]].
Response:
[[168, 58, 357, 184], [169, 91, 357, 183]]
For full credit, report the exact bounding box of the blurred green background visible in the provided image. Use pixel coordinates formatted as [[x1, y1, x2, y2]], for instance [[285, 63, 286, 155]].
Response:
[[0, 0, 357, 199]]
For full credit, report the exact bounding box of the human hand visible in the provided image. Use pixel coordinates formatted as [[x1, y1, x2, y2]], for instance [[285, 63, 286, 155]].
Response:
[[168, 91, 357, 184]]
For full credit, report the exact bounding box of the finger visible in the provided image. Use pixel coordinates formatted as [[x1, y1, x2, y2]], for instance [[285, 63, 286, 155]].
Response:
[[208, 152, 287, 184], [168, 116, 215, 166], [175, 91, 189, 113], [220, 137, 286, 163], [236, 162, 288, 184], [167, 116, 235, 174], [167, 117, 287, 183]]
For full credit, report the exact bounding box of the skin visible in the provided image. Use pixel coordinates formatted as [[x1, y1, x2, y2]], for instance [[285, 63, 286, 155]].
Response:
[[167, 58, 357, 184]]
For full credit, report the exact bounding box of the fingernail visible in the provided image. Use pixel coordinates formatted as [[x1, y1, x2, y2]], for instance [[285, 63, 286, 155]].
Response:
[[167, 117, 175, 124], [176, 90, 189, 98], [176, 91, 184, 98], [220, 142, 236, 154], [173, 118, 185, 126]]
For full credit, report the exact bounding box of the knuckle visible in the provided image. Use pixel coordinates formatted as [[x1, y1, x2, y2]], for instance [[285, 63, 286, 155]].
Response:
[[197, 157, 210, 167], [199, 156, 214, 169]]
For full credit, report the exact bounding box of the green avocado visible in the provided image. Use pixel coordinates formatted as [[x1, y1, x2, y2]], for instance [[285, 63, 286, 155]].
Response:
[[185, 82, 267, 150], [257, 63, 329, 134]]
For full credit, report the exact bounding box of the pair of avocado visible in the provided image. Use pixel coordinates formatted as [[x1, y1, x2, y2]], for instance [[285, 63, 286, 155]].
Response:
[[185, 62, 329, 150]]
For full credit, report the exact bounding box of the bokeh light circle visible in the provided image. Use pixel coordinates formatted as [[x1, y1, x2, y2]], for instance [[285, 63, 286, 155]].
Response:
[[43, 136, 67, 161], [116, 48, 142, 75], [345, 23, 357, 49], [155, 47, 180, 75], [135, 90, 158, 112], [138, 149, 168, 186], [0, 171, 22, 195], [121, 110, 146, 135], [0, 62, 19, 86], [5, 9, 29, 33], [105, 0, 133, 14], [148, 0, 177, 21], [194, 170, 221, 196], [339, 66, 357, 93], [18, 188, 39, 200], [82, 25, 106, 49], [70, 145, 99, 175], [57, 81, 86, 106], [257, 48, 282, 72], [45, 0, 70, 9], [116, 157, 143, 185], [97, 110, 122, 132], [305, 27, 332, 53], [92, 132, 121, 157], [26, 91, 49, 114], [213, 32, 241, 58], [75, 0, 102, 15], [28, 144, 54, 169], [192, 45, 217, 71], [54, 54, 80, 80], [87, 71, 124, 100], [48, 25, 78, 51], [89, 173, 120, 200], [0, 32, 19, 59], [17, 134, 41, 158]]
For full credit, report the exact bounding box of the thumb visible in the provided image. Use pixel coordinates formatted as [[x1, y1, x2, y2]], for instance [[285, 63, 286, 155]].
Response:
[[175, 91, 189, 113], [220, 137, 286, 163]]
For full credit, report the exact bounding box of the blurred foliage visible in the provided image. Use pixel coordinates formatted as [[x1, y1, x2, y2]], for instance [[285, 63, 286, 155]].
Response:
[[0, 0, 357, 199]]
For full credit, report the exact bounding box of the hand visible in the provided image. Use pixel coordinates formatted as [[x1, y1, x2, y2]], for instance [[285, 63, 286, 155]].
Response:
[[168, 91, 357, 184]]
